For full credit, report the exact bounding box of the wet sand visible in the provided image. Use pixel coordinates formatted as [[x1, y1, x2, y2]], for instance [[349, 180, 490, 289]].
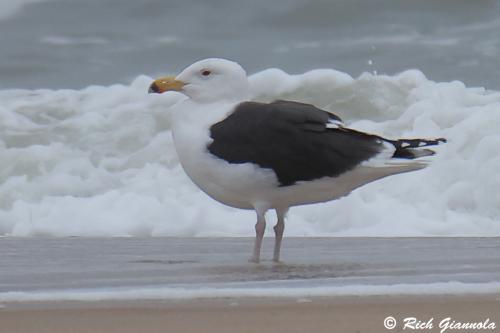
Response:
[[1, 295, 500, 333], [2, 237, 499, 295]]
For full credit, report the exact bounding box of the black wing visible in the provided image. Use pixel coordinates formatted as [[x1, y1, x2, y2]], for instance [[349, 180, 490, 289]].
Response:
[[207, 100, 384, 186]]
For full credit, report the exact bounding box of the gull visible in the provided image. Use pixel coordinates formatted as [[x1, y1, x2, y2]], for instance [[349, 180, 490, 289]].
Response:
[[149, 58, 445, 263]]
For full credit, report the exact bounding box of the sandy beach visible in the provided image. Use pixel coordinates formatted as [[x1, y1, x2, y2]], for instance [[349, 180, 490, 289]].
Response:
[[2, 295, 500, 333]]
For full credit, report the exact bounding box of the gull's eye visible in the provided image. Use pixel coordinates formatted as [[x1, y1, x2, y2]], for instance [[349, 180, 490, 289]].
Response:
[[201, 70, 211, 76]]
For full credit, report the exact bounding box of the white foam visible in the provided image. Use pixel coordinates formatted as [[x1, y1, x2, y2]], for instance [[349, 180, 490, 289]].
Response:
[[1, 68, 500, 237], [0, 281, 499, 303], [40, 36, 109, 46]]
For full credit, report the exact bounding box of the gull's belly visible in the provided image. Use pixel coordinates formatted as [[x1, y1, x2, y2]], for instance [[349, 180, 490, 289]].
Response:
[[176, 147, 278, 209], [179, 155, 359, 209], [176, 142, 416, 210]]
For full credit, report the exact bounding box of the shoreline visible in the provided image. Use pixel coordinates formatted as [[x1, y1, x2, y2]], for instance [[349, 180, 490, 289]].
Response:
[[1, 280, 500, 304]]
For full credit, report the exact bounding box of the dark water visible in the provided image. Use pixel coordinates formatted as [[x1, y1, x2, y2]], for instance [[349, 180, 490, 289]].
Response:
[[1, 0, 500, 90]]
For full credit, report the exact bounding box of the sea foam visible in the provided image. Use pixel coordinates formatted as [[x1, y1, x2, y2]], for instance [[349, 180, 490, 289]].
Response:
[[0, 68, 499, 237], [1, 281, 499, 302]]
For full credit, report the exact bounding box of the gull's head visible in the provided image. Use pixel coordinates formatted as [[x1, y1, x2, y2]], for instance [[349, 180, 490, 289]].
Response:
[[149, 58, 249, 103]]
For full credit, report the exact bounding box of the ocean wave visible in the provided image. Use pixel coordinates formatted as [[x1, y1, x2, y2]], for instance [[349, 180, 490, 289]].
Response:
[[0, 68, 499, 237], [0, 0, 48, 21]]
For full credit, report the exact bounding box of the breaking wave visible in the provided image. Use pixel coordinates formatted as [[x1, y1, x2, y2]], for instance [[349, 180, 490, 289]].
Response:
[[1, 67, 499, 236]]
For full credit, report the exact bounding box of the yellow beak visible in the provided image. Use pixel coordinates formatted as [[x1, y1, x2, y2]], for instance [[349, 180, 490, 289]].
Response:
[[148, 76, 186, 94]]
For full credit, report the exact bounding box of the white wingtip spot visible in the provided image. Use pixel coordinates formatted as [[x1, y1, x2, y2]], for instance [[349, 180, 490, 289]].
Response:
[[326, 119, 344, 129]]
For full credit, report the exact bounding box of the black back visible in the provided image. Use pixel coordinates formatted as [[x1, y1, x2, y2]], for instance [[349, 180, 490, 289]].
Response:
[[208, 100, 384, 186]]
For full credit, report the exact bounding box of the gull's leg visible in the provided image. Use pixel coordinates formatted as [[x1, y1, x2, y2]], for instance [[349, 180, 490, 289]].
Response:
[[249, 206, 267, 263], [273, 208, 288, 263]]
